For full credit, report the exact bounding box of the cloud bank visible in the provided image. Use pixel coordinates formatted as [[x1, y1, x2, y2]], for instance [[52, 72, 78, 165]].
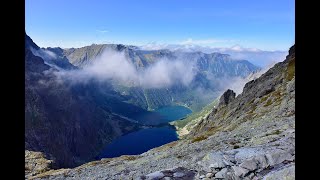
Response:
[[31, 48, 57, 60], [56, 49, 197, 89], [139, 43, 287, 68], [213, 45, 286, 68]]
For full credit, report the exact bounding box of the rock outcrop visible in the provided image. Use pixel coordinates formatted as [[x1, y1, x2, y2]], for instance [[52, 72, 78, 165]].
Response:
[[140, 167, 196, 180], [28, 44, 294, 180], [25, 150, 53, 178], [218, 89, 236, 108]]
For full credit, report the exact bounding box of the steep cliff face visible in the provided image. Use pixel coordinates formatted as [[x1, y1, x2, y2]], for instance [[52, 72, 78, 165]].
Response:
[[25, 35, 141, 168], [26, 34, 76, 70], [29, 45, 294, 179]]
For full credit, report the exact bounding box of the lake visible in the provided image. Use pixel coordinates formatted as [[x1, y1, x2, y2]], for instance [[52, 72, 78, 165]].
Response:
[[97, 105, 192, 159], [133, 105, 192, 125]]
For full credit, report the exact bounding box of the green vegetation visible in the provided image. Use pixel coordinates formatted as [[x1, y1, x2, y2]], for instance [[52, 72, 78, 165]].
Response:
[[272, 89, 282, 99], [264, 99, 273, 107], [221, 108, 228, 119], [248, 105, 257, 114], [122, 155, 138, 161], [202, 125, 222, 137], [260, 95, 269, 103], [171, 98, 219, 129], [267, 89, 283, 107], [191, 135, 208, 143], [286, 58, 295, 81]]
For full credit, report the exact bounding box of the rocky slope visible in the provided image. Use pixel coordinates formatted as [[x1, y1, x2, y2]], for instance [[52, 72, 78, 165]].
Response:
[[171, 62, 268, 138], [170, 98, 219, 138], [25, 34, 142, 169], [28, 45, 294, 180]]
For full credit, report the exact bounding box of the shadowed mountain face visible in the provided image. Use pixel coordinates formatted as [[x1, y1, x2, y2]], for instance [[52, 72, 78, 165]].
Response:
[[25, 34, 76, 71], [25, 35, 142, 168]]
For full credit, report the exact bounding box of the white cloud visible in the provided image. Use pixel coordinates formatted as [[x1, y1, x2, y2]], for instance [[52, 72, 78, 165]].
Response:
[[30, 48, 64, 70], [56, 49, 197, 89], [31, 48, 57, 60], [211, 46, 286, 67], [139, 58, 196, 88], [139, 43, 287, 68]]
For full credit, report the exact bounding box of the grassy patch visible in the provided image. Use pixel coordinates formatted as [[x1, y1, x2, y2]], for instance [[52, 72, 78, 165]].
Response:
[[122, 155, 138, 161], [264, 99, 273, 107], [273, 90, 282, 98], [267, 89, 283, 107], [85, 160, 101, 167], [248, 105, 257, 114], [221, 108, 228, 118], [260, 95, 269, 103], [191, 135, 208, 143], [286, 58, 295, 81], [171, 98, 219, 129], [204, 125, 223, 136]]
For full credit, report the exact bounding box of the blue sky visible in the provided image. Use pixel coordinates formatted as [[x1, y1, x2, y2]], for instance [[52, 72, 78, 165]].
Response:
[[26, 0, 294, 51]]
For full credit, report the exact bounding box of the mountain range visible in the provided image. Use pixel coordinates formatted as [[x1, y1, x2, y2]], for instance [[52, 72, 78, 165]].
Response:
[[26, 42, 295, 179], [24, 32, 295, 180], [29, 37, 260, 112]]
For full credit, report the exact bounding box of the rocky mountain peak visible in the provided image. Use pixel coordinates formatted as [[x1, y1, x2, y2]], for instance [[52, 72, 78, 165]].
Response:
[[218, 89, 236, 107], [25, 33, 40, 50], [287, 44, 295, 59], [289, 44, 295, 55]]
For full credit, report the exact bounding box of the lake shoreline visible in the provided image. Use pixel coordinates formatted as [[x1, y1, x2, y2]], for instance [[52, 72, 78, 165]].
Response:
[[97, 105, 192, 159]]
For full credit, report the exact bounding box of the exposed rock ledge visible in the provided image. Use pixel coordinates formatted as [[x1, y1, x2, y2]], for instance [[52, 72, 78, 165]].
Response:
[[25, 150, 53, 178], [141, 143, 295, 180]]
